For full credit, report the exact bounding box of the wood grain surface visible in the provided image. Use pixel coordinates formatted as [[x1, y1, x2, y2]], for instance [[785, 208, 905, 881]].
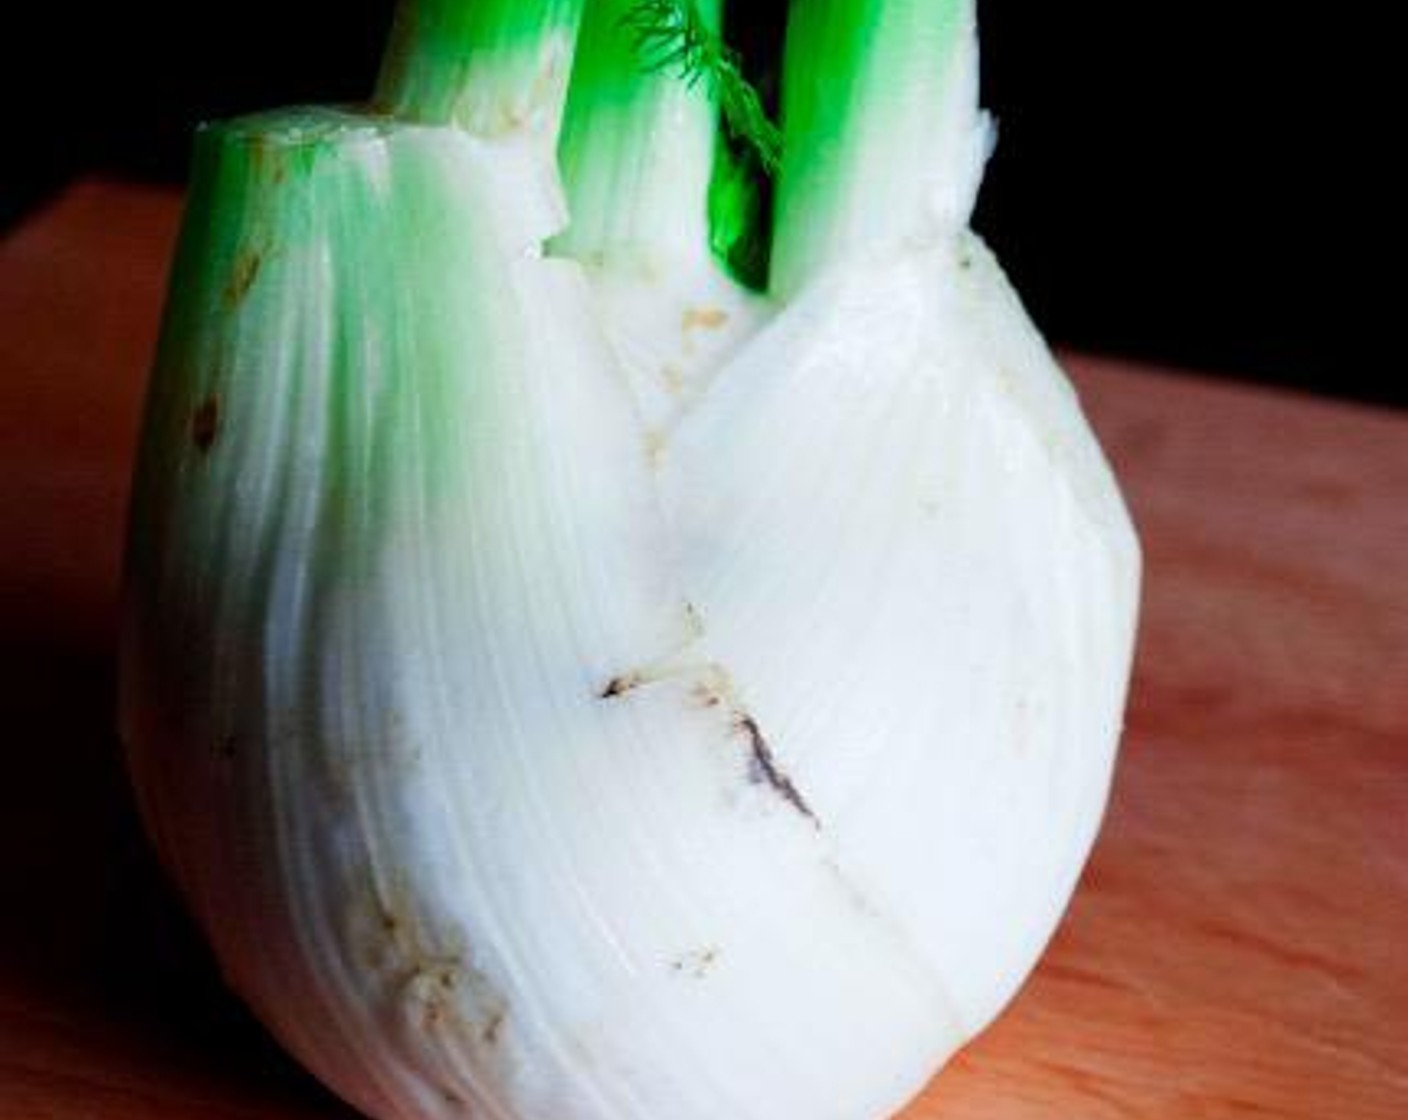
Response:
[[1, 182, 1404, 1119]]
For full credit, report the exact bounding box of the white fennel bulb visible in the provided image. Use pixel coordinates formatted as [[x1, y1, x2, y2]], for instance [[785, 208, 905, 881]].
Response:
[[119, 2, 1140, 1119]]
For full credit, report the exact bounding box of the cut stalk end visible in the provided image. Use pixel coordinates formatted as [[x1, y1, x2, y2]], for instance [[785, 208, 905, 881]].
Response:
[[374, 0, 586, 141], [553, 0, 724, 271], [771, 0, 988, 299]]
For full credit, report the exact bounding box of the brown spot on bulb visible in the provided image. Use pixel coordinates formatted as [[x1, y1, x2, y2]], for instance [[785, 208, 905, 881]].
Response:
[[735, 712, 818, 824], [683, 306, 729, 332], [670, 946, 721, 979], [191, 396, 220, 453]]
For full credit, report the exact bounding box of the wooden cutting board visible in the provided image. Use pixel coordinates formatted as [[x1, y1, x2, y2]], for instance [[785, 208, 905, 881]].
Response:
[[1, 182, 1404, 1119]]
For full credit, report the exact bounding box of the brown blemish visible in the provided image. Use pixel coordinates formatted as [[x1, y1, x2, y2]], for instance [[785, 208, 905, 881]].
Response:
[[683, 307, 729, 332], [692, 665, 819, 824], [481, 1007, 506, 1045], [403, 954, 509, 1046], [361, 878, 509, 1048], [191, 396, 220, 453], [596, 654, 819, 823], [690, 681, 722, 708], [660, 364, 685, 395], [247, 136, 288, 184], [644, 428, 667, 470], [599, 671, 646, 700], [598, 625, 709, 699], [689, 663, 733, 710], [225, 249, 263, 306], [735, 713, 818, 824], [670, 947, 720, 979], [412, 964, 458, 1029], [496, 104, 528, 133]]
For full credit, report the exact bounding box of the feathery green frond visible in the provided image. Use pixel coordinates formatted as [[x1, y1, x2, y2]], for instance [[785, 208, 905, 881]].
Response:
[[621, 0, 782, 174]]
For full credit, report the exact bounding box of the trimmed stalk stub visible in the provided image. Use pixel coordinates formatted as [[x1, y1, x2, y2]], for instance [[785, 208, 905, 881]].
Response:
[[554, 0, 769, 431], [375, 0, 585, 139], [556, 0, 724, 269], [771, 0, 990, 297]]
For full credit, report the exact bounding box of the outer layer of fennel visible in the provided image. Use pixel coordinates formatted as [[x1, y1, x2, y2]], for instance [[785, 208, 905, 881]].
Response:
[[120, 4, 1141, 1120]]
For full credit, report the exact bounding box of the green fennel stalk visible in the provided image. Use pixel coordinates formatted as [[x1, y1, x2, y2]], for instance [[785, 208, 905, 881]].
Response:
[[375, 0, 587, 137], [772, 0, 982, 296]]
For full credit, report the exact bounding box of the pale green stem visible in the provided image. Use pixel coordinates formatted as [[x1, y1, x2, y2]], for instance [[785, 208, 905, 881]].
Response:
[[375, 0, 587, 140], [770, 0, 984, 298], [553, 0, 724, 270]]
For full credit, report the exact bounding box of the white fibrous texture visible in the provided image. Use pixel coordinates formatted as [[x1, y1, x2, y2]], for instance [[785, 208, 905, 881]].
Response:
[[121, 37, 1139, 1120]]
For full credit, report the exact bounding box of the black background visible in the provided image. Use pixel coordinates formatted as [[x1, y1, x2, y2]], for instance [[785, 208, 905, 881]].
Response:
[[4, 2, 1391, 406]]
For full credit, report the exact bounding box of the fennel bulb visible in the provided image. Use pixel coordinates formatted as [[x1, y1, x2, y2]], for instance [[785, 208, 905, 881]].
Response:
[[120, 2, 1140, 1119]]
